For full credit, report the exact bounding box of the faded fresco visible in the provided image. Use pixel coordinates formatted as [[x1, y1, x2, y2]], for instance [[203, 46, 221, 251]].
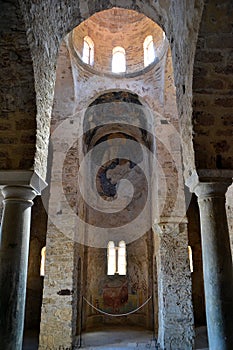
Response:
[[85, 234, 151, 327], [88, 276, 148, 315]]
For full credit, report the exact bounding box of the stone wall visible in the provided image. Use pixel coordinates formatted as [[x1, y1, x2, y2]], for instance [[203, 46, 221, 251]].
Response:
[[39, 224, 75, 349], [0, 1, 36, 170], [154, 223, 194, 350], [192, 1, 233, 169]]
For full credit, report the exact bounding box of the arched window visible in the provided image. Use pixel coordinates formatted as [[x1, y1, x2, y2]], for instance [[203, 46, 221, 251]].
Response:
[[82, 36, 94, 66], [112, 46, 126, 73], [107, 241, 127, 275], [107, 241, 116, 275], [40, 247, 46, 276], [117, 240, 126, 275], [143, 35, 156, 67]]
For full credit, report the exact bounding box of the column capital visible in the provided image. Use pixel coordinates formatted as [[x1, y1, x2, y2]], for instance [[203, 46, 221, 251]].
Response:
[[1, 186, 38, 204], [185, 169, 233, 198], [0, 170, 47, 195]]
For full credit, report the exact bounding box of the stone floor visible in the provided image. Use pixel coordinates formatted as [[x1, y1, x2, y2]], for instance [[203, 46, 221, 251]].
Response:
[[76, 326, 156, 349], [23, 326, 209, 349]]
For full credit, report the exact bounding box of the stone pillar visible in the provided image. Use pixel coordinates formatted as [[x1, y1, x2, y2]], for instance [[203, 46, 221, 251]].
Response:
[[186, 170, 233, 350], [154, 222, 194, 350], [0, 171, 46, 350]]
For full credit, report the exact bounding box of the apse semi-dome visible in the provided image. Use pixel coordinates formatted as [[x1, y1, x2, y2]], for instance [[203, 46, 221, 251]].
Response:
[[71, 8, 167, 76]]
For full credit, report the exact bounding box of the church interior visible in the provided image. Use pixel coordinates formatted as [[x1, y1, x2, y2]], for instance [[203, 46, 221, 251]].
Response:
[[0, 1, 233, 350]]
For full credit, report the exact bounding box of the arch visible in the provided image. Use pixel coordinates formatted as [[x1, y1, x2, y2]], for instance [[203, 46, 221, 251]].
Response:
[[82, 90, 154, 154], [18, 3, 201, 180], [82, 36, 94, 65], [112, 46, 126, 73], [143, 35, 156, 67]]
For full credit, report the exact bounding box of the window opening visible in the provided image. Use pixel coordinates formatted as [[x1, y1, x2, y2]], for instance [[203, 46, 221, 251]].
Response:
[[40, 246, 46, 276], [188, 245, 194, 273], [107, 240, 126, 275], [118, 240, 126, 275], [82, 36, 94, 65], [143, 35, 156, 67], [112, 46, 126, 73], [107, 241, 116, 275]]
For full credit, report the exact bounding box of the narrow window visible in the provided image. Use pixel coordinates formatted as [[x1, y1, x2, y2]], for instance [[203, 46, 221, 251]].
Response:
[[143, 35, 156, 67], [40, 246, 46, 276], [107, 241, 127, 275], [112, 46, 126, 73], [188, 245, 194, 273], [82, 36, 94, 65], [107, 241, 116, 275], [117, 240, 126, 275]]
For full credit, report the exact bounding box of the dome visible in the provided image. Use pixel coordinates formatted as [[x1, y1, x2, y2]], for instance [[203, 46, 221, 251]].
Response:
[[71, 8, 166, 76]]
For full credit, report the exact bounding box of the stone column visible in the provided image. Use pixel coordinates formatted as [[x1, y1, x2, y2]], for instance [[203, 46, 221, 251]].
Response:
[[154, 222, 194, 350], [0, 171, 46, 350], [186, 170, 233, 350]]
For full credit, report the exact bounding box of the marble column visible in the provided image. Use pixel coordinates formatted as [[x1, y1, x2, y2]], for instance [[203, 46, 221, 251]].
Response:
[[154, 222, 194, 350], [186, 170, 233, 350], [0, 171, 46, 350]]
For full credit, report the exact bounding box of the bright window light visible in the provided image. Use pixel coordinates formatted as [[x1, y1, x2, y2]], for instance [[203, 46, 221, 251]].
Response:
[[107, 240, 127, 275], [143, 35, 156, 67], [112, 46, 126, 73], [188, 245, 194, 273], [40, 246, 46, 276], [117, 240, 126, 275], [82, 36, 94, 66], [107, 241, 116, 275]]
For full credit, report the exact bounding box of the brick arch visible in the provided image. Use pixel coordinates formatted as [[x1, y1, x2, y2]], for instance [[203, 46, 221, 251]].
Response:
[[16, 1, 204, 180], [85, 88, 152, 112], [192, 0, 233, 170], [82, 90, 153, 153]]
